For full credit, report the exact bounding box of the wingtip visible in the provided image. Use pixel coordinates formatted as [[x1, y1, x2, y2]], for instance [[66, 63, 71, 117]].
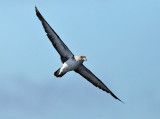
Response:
[[117, 98, 125, 104], [109, 91, 125, 104], [35, 6, 44, 21], [114, 94, 124, 104], [35, 6, 39, 13]]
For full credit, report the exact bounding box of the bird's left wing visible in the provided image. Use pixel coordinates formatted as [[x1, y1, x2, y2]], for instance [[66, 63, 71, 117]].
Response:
[[75, 64, 123, 103], [35, 7, 74, 63]]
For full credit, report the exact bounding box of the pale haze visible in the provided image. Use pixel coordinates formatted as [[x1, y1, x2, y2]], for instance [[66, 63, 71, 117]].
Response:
[[0, 0, 160, 119]]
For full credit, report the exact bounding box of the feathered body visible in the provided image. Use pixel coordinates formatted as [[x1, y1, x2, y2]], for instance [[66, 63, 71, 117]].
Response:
[[54, 56, 84, 77]]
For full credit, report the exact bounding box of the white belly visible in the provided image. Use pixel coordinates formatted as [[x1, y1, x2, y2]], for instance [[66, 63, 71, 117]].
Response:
[[59, 59, 82, 74]]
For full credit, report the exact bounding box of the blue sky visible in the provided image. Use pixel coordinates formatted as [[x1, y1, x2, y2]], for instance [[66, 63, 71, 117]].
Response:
[[0, 0, 160, 119]]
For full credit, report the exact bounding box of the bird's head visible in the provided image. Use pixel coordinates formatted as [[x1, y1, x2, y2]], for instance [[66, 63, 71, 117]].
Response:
[[74, 55, 87, 62], [80, 55, 87, 61]]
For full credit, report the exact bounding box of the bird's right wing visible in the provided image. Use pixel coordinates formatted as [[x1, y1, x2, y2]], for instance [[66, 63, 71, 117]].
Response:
[[35, 7, 74, 63], [75, 64, 123, 103]]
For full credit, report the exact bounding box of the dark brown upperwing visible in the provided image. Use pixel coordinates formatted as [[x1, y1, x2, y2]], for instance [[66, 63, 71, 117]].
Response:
[[75, 64, 124, 103], [35, 7, 74, 62]]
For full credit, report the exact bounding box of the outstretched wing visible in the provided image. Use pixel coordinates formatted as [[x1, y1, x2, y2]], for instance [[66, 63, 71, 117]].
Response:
[[75, 64, 123, 103], [35, 7, 74, 63]]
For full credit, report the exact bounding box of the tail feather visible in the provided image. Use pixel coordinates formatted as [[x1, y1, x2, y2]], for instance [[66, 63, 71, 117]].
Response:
[[54, 68, 66, 77]]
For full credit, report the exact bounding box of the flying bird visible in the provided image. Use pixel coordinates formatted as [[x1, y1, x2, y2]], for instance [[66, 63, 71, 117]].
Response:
[[35, 7, 123, 103]]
